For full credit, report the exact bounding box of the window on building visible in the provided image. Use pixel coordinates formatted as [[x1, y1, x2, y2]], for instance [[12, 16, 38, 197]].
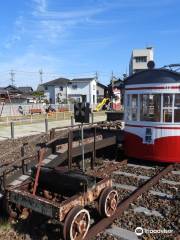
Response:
[[45, 86, 48, 90], [93, 95, 95, 103], [72, 85, 77, 89], [59, 86, 63, 91], [134, 56, 147, 63], [97, 90, 99, 95], [82, 95, 87, 102], [140, 94, 161, 122]]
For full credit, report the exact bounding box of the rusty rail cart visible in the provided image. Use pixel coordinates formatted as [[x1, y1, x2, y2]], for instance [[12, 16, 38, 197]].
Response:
[[5, 149, 118, 240], [0, 123, 123, 188], [1, 123, 123, 240]]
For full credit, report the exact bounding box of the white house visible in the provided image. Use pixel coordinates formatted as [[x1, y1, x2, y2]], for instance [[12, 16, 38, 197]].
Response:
[[40, 77, 98, 107]]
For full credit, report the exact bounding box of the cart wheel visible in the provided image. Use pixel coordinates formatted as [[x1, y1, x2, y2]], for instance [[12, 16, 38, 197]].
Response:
[[98, 187, 118, 217], [63, 206, 90, 240], [4, 201, 18, 219], [19, 208, 29, 220]]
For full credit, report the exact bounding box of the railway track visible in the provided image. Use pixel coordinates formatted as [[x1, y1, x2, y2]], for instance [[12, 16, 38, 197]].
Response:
[[89, 161, 179, 240], [0, 160, 179, 240], [0, 122, 179, 240]]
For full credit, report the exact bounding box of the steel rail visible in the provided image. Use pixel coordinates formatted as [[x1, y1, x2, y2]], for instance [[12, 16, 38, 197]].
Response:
[[85, 163, 174, 240]]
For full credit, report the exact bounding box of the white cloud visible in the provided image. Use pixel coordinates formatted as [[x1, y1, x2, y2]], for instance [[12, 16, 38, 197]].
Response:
[[30, 0, 107, 44], [32, 0, 105, 19], [3, 0, 118, 48], [34, 7, 105, 19], [0, 0, 127, 86], [33, 0, 47, 13]]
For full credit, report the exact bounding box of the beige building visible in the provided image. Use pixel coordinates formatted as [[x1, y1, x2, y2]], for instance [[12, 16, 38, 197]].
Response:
[[129, 47, 154, 75]]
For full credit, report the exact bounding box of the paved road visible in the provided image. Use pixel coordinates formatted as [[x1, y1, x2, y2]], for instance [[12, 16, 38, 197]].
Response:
[[0, 115, 106, 141]]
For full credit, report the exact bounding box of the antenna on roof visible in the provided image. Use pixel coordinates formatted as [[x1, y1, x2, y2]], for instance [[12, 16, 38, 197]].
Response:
[[111, 71, 115, 88]]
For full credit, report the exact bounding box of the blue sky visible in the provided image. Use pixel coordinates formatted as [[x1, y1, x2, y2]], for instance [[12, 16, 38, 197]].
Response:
[[0, 0, 180, 88]]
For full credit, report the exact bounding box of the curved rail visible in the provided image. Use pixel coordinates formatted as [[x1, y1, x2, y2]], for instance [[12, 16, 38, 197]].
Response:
[[85, 164, 174, 240]]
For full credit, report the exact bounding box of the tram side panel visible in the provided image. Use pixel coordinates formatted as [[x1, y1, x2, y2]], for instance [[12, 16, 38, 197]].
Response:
[[124, 127, 180, 163]]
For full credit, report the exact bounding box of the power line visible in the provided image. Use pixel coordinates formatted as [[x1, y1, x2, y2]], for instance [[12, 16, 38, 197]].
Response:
[[6, 69, 100, 76], [1, 69, 116, 77], [0, 69, 120, 88]]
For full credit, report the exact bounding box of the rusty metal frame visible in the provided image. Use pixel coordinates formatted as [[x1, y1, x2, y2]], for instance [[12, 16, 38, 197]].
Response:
[[68, 130, 73, 170], [7, 177, 112, 222], [8, 189, 59, 218], [32, 148, 46, 196], [1, 123, 122, 193], [91, 126, 96, 170]]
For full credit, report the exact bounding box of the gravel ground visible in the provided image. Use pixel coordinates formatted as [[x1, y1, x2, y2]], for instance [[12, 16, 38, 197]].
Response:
[[112, 174, 145, 187], [152, 182, 179, 196], [119, 165, 161, 177], [0, 132, 179, 240], [0, 130, 69, 167], [97, 164, 180, 240], [0, 134, 49, 166]]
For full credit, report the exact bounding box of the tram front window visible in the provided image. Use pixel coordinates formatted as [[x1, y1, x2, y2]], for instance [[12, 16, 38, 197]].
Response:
[[175, 94, 180, 107], [163, 94, 173, 122], [132, 94, 138, 120], [163, 109, 172, 122], [163, 94, 173, 107], [174, 94, 180, 122], [140, 94, 161, 122], [126, 95, 132, 120]]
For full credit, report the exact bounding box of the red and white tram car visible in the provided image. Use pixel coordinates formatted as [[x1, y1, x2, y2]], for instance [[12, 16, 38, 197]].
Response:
[[124, 66, 180, 163]]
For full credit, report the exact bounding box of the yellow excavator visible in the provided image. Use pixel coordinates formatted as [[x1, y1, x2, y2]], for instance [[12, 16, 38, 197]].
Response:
[[95, 98, 109, 112]]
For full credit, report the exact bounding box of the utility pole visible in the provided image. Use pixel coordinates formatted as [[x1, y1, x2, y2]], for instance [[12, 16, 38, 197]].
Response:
[[95, 71, 98, 82], [111, 71, 114, 88], [39, 69, 43, 84], [9, 70, 15, 86]]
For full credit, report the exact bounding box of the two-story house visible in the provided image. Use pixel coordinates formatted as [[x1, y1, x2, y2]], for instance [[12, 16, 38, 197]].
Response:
[[40, 77, 98, 107], [68, 78, 97, 105]]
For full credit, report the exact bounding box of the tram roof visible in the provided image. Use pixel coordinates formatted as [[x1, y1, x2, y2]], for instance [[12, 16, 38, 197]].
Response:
[[125, 68, 180, 85]]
